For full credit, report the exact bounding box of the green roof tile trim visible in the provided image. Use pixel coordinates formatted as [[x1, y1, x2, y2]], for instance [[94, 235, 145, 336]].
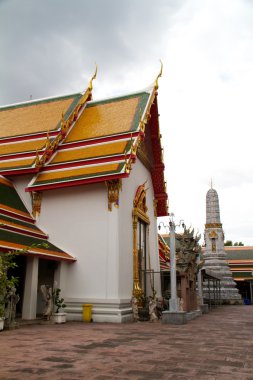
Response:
[[227, 250, 253, 260], [30, 163, 125, 187], [0, 92, 82, 112], [54, 93, 83, 131], [0, 213, 44, 233], [233, 272, 253, 278], [0, 182, 29, 214], [0, 229, 65, 253], [87, 91, 149, 107]]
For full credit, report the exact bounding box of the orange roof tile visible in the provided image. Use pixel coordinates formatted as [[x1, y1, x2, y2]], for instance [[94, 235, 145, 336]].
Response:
[[0, 138, 46, 156], [34, 162, 121, 184], [0, 176, 13, 187], [50, 140, 128, 164], [0, 176, 75, 262], [0, 96, 77, 138], [0, 157, 35, 170], [0, 203, 31, 219], [65, 96, 141, 142], [0, 240, 75, 261], [0, 218, 46, 237]]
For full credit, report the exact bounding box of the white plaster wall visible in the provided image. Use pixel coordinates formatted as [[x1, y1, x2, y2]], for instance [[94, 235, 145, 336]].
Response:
[[10, 160, 161, 305], [11, 176, 123, 301], [11, 175, 34, 215], [37, 182, 120, 300], [205, 228, 225, 254], [119, 159, 161, 299]]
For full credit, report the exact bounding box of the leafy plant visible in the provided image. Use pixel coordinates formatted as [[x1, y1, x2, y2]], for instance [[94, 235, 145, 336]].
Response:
[[53, 288, 66, 313], [0, 244, 49, 318], [0, 251, 19, 318]]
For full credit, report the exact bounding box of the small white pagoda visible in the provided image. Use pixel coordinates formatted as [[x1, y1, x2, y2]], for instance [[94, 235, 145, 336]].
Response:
[[202, 186, 241, 304]]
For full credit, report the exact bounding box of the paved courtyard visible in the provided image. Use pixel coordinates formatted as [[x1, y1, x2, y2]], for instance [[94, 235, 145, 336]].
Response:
[[0, 305, 253, 379]]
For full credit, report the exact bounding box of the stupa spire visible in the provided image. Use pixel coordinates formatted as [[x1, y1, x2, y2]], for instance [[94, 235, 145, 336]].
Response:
[[206, 187, 221, 225], [202, 184, 241, 304]]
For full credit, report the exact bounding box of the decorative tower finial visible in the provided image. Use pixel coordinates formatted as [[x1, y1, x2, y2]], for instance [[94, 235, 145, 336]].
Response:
[[154, 60, 163, 90]]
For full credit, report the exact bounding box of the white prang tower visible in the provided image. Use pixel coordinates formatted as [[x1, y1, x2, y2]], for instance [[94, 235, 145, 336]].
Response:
[[202, 186, 241, 304]]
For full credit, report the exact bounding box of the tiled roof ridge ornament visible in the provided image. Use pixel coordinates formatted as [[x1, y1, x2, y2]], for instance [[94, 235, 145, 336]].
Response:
[[34, 64, 98, 170], [154, 60, 163, 91], [88, 63, 98, 93], [123, 61, 164, 177]]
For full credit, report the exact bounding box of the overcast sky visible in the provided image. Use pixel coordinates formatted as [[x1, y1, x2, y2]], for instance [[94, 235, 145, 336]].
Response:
[[0, 0, 252, 245]]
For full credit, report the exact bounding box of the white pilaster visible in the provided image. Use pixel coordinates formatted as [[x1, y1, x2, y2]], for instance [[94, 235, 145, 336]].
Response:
[[54, 261, 68, 296], [106, 207, 119, 298], [22, 256, 39, 319]]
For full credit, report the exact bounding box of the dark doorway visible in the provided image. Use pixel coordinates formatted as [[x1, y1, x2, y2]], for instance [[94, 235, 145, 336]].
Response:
[[9, 254, 27, 316], [236, 280, 252, 304], [37, 259, 57, 316]]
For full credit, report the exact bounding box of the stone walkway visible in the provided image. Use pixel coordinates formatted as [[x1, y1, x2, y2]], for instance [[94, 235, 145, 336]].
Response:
[[0, 305, 253, 379]]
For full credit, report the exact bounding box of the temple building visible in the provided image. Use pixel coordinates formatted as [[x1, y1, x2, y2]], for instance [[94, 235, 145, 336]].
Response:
[[0, 68, 168, 322], [202, 186, 241, 304], [226, 246, 253, 304]]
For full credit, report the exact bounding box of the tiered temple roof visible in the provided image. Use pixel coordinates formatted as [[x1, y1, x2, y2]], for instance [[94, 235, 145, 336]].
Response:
[[0, 72, 168, 216], [0, 176, 75, 261], [225, 246, 253, 281]]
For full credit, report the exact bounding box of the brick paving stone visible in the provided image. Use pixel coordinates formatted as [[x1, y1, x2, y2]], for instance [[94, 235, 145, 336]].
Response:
[[0, 305, 253, 379]]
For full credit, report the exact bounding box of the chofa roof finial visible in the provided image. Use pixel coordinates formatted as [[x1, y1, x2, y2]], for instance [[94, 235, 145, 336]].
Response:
[[155, 60, 163, 90], [88, 63, 98, 91]]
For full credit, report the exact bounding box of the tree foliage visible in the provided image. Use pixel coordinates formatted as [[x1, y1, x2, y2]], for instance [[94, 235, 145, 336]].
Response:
[[224, 240, 244, 246], [0, 251, 19, 317]]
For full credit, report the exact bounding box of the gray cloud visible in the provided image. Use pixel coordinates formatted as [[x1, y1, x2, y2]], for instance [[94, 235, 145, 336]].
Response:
[[0, 0, 184, 104], [1, 0, 253, 244]]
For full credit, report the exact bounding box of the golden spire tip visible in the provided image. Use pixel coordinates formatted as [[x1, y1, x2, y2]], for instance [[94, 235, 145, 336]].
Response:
[[88, 63, 98, 91], [155, 59, 163, 89]]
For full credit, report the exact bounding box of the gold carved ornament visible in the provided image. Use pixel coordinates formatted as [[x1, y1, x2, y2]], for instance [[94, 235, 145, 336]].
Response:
[[209, 230, 218, 238], [205, 223, 222, 228], [124, 153, 132, 174], [132, 183, 150, 299], [154, 60, 163, 90], [105, 179, 122, 211], [31, 191, 43, 218], [34, 65, 98, 170], [132, 62, 163, 172]]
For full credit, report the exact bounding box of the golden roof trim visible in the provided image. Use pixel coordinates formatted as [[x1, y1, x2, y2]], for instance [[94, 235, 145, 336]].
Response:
[[35, 66, 98, 170], [154, 60, 163, 90]]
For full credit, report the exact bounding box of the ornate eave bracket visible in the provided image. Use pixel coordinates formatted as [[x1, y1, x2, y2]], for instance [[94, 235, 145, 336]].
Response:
[[105, 179, 122, 211], [31, 191, 43, 219]]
